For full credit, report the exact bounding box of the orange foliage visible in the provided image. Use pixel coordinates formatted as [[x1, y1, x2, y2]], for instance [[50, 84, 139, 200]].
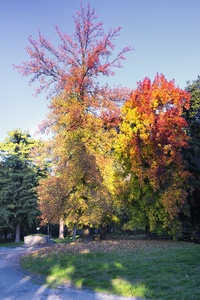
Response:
[[116, 74, 191, 234]]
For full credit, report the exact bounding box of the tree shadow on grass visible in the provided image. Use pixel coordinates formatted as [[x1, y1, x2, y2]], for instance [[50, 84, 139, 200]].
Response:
[[21, 240, 200, 299], [22, 245, 153, 298]]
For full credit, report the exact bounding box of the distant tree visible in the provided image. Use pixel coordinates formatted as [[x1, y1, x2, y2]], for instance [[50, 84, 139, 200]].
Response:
[[0, 130, 46, 242], [182, 76, 200, 230], [184, 76, 200, 137], [116, 74, 191, 238]]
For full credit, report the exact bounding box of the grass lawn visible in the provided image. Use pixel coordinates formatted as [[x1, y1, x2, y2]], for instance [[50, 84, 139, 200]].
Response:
[[21, 240, 200, 299], [53, 236, 81, 244], [0, 239, 24, 247], [0, 235, 79, 247]]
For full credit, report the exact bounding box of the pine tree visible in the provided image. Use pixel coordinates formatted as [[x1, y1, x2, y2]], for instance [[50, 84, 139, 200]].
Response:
[[0, 130, 45, 242]]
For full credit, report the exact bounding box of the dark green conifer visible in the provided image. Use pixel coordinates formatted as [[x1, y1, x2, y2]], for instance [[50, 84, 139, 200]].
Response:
[[0, 130, 45, 242]]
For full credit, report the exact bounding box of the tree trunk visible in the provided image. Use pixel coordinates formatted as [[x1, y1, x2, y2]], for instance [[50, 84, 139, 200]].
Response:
[[82, 224, 90, 243], [145, 225, 151, 240], [72, 223, 77, 241], [59, 218, 64, 239], [15, 222, 20, 243], [3, 228, 9, 239], [47, 222, 50, 236], [100, 223, 106, 240]]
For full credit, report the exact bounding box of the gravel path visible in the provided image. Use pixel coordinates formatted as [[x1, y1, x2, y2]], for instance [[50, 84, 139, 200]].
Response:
[[0, 245, 147, 300]]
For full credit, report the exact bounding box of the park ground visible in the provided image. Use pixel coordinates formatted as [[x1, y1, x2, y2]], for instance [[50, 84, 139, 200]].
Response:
[[13, 239, 200, 300]]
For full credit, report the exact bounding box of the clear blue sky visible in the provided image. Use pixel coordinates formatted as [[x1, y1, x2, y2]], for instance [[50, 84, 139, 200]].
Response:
[[1, 0, 200, 142]]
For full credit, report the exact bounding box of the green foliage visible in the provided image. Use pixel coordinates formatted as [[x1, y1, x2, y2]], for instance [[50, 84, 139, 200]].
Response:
[[0, 153, 39, 230], [0, 129, 37, 158], [182, 77, 200, 230], [184, 76, 200, 137], [0, 130, 46, 236]]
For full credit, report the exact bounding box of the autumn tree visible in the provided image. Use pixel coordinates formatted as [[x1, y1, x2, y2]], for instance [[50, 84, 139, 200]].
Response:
[[14, 2, 132, 158], [15, 3, 133, 239], [116, 74, 191, 238], [37, 127, 114, 242], [0, 130, 45, 242], [37, 175, 70, 239], [14, 3, 132, 109]]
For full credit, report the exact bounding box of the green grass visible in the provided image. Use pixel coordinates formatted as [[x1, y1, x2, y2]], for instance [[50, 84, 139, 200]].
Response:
[[53, 235, 81, 244], [0, 235, 80, 247], [26, 234, 48, 236], [0, 240, 24, 247], [21, 240, 200, 299]]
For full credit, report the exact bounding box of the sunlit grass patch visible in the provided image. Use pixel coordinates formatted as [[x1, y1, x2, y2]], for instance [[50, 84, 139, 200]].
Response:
[[111, 278, 151, 298], [53, 235, 81, 244]]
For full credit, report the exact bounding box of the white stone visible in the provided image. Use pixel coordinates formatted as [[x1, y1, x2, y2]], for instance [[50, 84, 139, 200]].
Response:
[[24, 235, 50, 245]]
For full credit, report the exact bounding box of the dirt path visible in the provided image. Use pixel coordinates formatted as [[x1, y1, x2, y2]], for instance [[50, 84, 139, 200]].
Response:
[[0, 245, 146, 300]]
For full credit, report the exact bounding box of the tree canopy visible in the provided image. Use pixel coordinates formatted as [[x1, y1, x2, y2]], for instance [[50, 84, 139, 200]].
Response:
[[15, 3, 134, 240], [115, 74, 191, 237], [12, 2, 198, 240]]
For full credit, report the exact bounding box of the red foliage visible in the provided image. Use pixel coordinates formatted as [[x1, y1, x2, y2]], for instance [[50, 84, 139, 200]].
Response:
[[119, 73, 190, 190], [117, 74, 191, 234], [14, 3, 133, 101]]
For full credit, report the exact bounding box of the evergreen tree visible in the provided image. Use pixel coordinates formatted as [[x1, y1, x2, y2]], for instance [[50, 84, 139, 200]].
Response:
[[182, 77, 200, 231], [0, 130, 45, 242]]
